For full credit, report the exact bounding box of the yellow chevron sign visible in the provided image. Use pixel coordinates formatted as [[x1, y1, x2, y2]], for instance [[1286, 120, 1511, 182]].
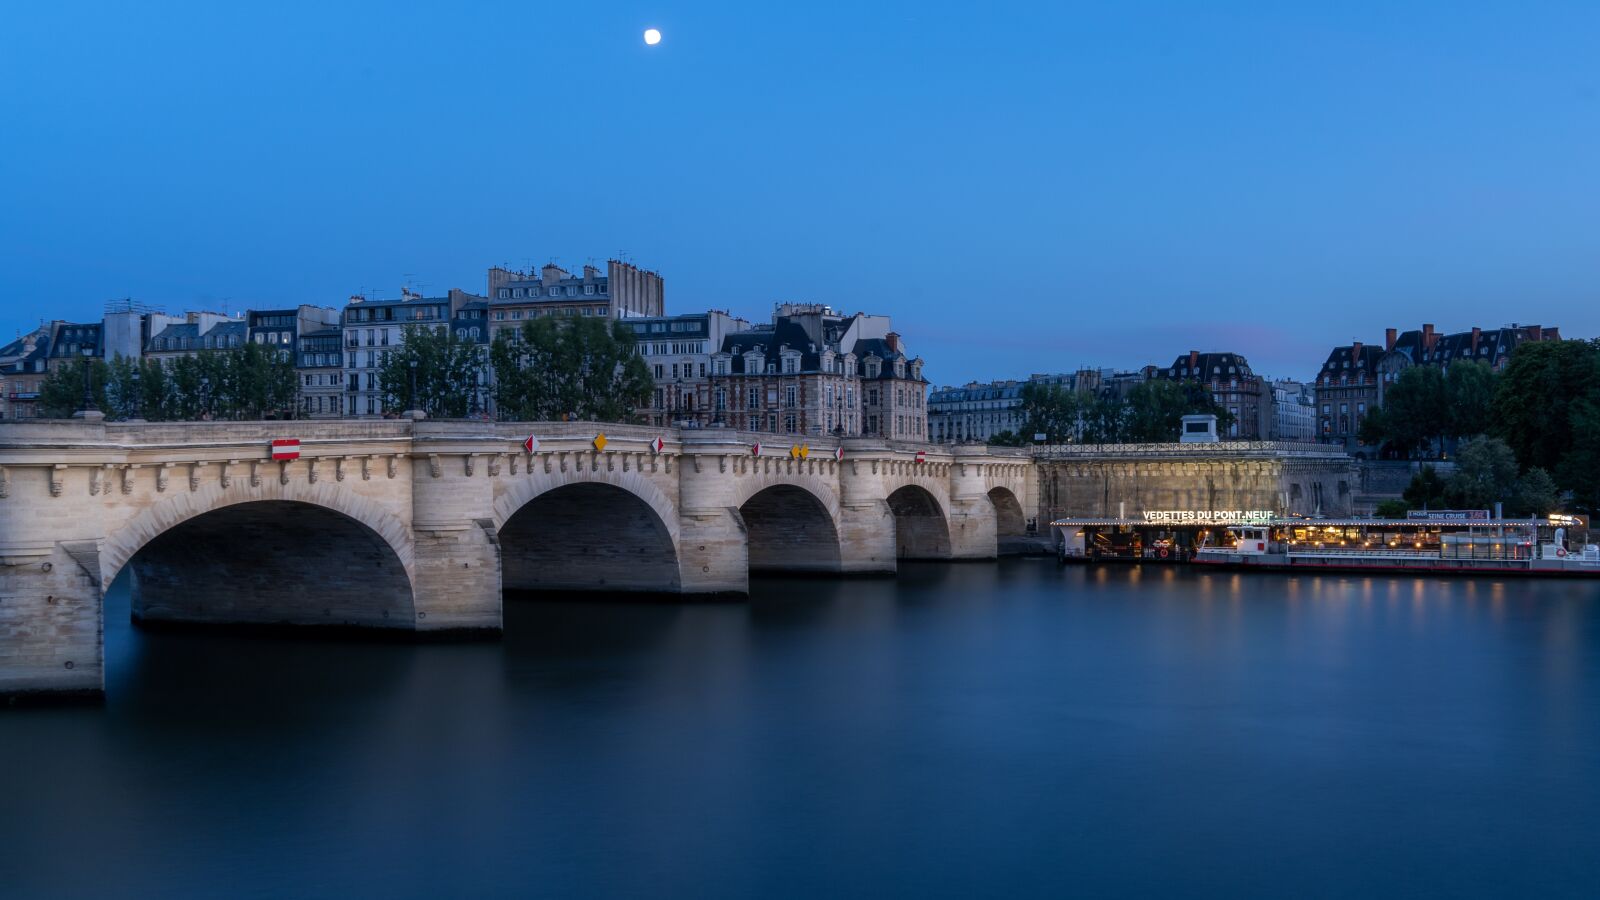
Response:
[[799, 445, 809, 459], [593, 433, 608, 452]]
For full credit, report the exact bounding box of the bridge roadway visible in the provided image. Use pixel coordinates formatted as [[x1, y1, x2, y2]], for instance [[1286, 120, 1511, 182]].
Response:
[[0, 419, 1035, 700]]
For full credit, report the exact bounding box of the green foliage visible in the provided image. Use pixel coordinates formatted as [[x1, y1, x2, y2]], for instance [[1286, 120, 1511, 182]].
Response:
[[37, 358, 111, 418], [1373, 499, 1410, 519], [1402, 465, 1449, 510], [1017, 382, 1082, 443], [1491, 339, 1600, 474], [1021, 377, 1232, 444], [490, 317, 653, 422], [1378, 365, 1448, 456], [1445, 436, 1519, 510], [986, 429, 1027, 447], [1444, 360, 1495, 439], [1122, 379, 1233, 442], [38, 349, 296, 421], [1515, 467, 1560, 517], [1487, 339, 1600, 513], [378, 327, 488, 419]]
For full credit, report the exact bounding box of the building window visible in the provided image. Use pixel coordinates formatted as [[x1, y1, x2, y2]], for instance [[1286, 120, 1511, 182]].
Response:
[[785, 386, 796, 408], [747, 387, 760, 410]]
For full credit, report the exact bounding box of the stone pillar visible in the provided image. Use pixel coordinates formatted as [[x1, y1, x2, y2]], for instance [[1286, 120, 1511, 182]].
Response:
[[1, 461, 108, 702], [946, 452, 998, 560], [675, 442, 750, 596], [836, 447, 896, 575], [410, 453, 501, 634]]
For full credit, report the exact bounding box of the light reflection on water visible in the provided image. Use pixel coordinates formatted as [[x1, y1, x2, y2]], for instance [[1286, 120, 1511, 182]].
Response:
[[2, 560, 1599, 899]]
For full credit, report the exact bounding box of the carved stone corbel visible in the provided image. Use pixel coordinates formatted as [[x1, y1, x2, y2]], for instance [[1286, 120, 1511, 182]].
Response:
[[606, 453, 614, 472], [50, 465, 66, 497], [188, 463, 201, 492], [360, 456, 373, 481], [718, 455, 726, 473], [249, 461, 261, 487], [591, 452, 600, 473], [89, 466, 104, 496], [622, 454, 631, 472], [0, 466, 8, 499], [544, 455, 553, 474], [121, 465, 137, 495], [219, 460, 233, 489], [279, 460, 291, 485], [871, 460, 879, 475], [333, 458, 347, 482], [388, 455, 402, 479], [509, 454, 520, 476], [465, 454, 478, 477], [693, 455, 702, 473], [664, 455, 672, 474], [488, 454, 502, 477], [308, 458, 320, 484], [558, 452, 568, 473], [428, 454, 442, 478]]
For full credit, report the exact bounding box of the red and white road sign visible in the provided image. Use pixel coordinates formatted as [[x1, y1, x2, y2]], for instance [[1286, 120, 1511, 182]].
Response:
[[834, 447, 844, 461], [914, 450, 927, 464], [523, 434, 540, 453], [650, 436, 665, 454], [751, 441, 762, 456], [270, 439, 301, 461]]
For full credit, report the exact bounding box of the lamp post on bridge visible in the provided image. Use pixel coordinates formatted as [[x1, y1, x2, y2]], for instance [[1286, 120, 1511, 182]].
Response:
[[73, 345, 104, 421], [403, 359, 425, 420]]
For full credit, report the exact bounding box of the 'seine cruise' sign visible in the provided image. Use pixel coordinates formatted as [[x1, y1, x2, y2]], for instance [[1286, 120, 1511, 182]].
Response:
[[1143, 510, 1273, 525]]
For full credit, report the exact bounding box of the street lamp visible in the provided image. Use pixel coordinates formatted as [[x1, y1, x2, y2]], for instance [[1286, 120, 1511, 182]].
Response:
[[78, 346, 97, 413], [199, 376, 211, 421], [128, 368, 142, 421]]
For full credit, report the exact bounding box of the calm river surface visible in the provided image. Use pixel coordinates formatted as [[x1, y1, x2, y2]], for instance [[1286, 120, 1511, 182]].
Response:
[[4, 560, 1600, 898]]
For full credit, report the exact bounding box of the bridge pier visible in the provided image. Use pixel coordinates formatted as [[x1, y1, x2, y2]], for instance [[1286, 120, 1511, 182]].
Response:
[[411, 459, 502, 631]]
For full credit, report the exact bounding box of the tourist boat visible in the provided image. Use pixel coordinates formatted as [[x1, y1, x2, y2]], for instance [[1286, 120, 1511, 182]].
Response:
[[1191, 513, 1600, 576]]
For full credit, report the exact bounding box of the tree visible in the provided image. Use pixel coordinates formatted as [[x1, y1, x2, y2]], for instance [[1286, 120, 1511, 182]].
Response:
[[987, 430, 1026, 447], [1379, 365, 1448, 457], [1444, 359, 1495, 440], [1374, 499, 1410, 518], [1403, 465, 1448, 510], [1079, 394, 1127, 444], [1515, 467, 1560, 517], [1556, 397, 1600, 513], [1492, 339, 1600, 474], [1017, 382, 1081, 443], [490, 317, 652, 422], [1445, 436, 1520, 511], [379, 327, 487, 419], [37, 358, 111, 418]]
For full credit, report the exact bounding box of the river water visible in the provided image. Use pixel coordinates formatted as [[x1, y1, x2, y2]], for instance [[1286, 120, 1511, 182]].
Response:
[[3, 560, 1599, 898]]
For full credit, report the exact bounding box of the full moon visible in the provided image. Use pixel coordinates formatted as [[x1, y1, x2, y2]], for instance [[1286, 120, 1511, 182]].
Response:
[[643, 28, 661, 45]]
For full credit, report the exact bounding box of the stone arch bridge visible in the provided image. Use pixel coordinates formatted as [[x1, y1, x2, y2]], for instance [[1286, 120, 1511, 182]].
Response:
[[0, 419, 1034, 699]]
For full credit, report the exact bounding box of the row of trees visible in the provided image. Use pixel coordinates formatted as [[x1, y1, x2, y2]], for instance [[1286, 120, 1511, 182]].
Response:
[[1372, 437, 1560, 518], [37, 345, 298, 421], [374, 317, 653, 422], [990, 379, 1234, 446], [1362, 340, 1600, 513]]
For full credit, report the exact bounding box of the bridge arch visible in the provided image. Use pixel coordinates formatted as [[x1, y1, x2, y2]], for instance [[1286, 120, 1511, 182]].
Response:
[[738, 484, 843, 574], [885, 484, 952, 559], [987, 486, 1027, 537], [105, 493, 416, 629], [497, 481, 682, 595]]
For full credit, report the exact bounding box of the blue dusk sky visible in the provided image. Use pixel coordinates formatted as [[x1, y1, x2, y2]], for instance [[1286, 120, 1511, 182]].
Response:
[[3, 1, 1597, 385]]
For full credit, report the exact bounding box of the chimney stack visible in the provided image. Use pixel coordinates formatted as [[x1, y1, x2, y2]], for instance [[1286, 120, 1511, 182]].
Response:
[[886, 332, 901, 353], [1385, 328, 1397, 352], [1422, 323, 1436, 351], [1528, 324, 1542, 341], [1353, 340, 1364, 360], [1188, 350, 1199, 371], [1471, 327, 1481, 354]]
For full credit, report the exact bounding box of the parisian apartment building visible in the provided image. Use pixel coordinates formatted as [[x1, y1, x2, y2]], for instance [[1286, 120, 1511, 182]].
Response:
[[341, 288, 489, 418], [626, 311, 752, 427], [486, 260, 664, 337], [705, 303, 927, 439], [1315, 322, 1560, 450]]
